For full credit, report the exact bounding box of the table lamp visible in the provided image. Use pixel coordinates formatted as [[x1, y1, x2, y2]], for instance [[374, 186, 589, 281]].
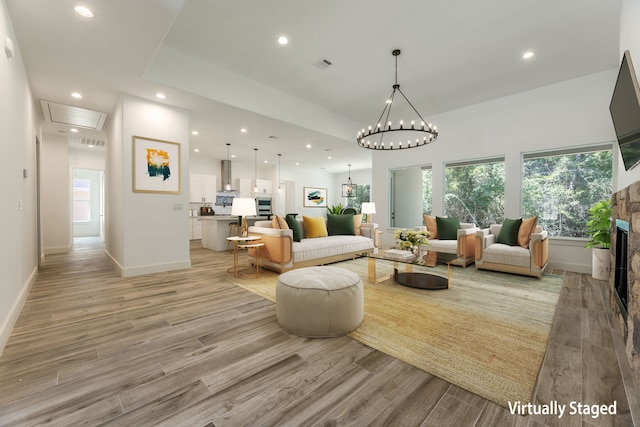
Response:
[[231, 197, 257, 237], [361, 202, 376, 223]]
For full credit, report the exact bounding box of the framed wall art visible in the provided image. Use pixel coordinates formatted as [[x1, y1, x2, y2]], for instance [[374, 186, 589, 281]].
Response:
[[303, 187, 327, 207], [132, 136, 181, 194]]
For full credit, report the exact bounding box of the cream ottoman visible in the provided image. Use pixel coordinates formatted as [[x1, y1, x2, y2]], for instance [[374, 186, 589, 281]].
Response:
[[276, 266, 364, 337]]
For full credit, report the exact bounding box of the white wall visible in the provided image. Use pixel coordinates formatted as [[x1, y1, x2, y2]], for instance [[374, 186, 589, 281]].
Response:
[[105, 96, 191, 277], [615, 0, 640, 191], [372, 70, 618, 273], [40, 134, 71, 253], [0, 0, 39, 354]]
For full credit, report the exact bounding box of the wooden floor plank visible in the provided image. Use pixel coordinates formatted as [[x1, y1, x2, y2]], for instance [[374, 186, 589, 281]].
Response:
[[0, 238, 636, 426]]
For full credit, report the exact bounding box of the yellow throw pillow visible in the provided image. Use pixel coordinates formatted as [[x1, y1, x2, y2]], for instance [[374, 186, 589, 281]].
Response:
[[518, 216, 538, 248], [353, 214, 363, 235], [423, 214, 438, 239], [271, 215, 288, 229], [303, 216, 328, 238]]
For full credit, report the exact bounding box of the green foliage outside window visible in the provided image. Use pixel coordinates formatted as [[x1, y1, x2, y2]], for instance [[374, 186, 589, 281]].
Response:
[[522, 150, 612, 238], [345, 184, 370, 213], [444, 161, 505, 228]]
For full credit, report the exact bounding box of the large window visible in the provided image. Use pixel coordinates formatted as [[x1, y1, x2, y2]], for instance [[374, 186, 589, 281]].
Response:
[[345, 184, 370, 213], [445, 158, 505, 227], [422, 167, 432, 215], [522, 146, 612, 238]]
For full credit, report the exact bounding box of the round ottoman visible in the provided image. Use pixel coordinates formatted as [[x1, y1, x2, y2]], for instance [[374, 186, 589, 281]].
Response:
[[276, 266, 364, 338]]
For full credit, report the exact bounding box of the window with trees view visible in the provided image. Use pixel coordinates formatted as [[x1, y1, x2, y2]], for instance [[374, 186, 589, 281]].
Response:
[[522, 146, 612, 238], [422, 167, 432, 215], [444, 158, 505, 228], [345, 184, 370, 213]]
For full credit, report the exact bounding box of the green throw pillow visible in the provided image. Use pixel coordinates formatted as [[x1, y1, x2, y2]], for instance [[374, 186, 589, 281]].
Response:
[[327, 214, 355, 236], [285, 215, 303, 242], [497, 218, 523, 246], [436, 216, 460, 240]]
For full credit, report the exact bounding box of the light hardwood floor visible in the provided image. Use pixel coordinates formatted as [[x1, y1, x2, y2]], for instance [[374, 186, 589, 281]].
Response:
[[0, 238, 638, 426]]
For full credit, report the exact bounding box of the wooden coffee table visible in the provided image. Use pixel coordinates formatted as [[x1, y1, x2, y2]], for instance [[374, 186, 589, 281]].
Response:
[[366, 248, 460, 289]]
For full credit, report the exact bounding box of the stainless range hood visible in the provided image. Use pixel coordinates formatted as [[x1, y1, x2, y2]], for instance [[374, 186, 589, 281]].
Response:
[[220, 159, 235, 192]]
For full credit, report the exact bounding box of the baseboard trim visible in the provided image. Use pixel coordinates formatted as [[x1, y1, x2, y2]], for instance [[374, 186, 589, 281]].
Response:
[[43, 245, 70, 254], [104, 250, 191, 277], [0, 266, 38, 356], [548, 261, 590, 274]]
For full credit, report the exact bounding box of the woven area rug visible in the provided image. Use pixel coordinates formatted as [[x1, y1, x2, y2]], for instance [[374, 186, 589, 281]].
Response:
[[225, 258, 563, 407]]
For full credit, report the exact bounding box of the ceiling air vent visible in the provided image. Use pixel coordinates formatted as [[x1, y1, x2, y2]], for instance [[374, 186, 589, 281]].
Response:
[[81, 137, 105, 147], [314, 58, 333, 70], [40, 100, 108, 130]]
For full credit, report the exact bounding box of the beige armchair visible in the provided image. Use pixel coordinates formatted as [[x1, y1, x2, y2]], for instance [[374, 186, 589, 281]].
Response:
[[475, 224, 549, 278], [416, 223, 478, 267]]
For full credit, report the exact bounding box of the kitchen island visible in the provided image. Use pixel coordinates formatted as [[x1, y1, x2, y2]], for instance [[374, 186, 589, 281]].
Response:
[[200, 215, 263, 251]]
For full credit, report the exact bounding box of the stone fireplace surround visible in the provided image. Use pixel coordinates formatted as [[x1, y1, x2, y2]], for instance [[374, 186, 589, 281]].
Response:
[[611, 181, 640, 384]]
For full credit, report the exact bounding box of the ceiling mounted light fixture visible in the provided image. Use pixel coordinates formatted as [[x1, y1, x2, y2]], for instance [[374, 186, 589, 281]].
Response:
[[342, 164, 357, 198], [253, 148, 259, 193], [357, 49, 438, 150]]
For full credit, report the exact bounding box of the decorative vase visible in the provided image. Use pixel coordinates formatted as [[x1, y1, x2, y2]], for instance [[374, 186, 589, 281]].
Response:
[[592, 247, 610, 280]]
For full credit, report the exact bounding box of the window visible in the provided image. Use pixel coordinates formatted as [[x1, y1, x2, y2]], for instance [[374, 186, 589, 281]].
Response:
[[73, 178, 91, 222], [345, 184, 370, 213], [445, 158, 505, 228], [422, 167, 432, 215], [522, 146, 612, 238]]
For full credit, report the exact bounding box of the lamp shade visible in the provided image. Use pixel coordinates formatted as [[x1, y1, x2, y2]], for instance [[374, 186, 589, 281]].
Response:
[[361, 202, 376, 214], [231, 198, 257, 216]]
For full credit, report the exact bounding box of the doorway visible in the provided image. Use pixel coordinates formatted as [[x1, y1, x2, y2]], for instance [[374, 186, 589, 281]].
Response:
[[72, 168, 104, 241]]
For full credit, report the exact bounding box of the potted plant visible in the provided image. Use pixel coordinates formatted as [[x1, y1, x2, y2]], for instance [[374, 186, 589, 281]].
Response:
[[585, 199, 612, 280], [327, 203, 344, 215]]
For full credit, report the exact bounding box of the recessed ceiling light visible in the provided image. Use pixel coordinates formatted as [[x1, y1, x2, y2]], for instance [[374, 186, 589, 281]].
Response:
[[263, 160, 268, 163], [231, 154, 236, 158], [240, 128, 247, 133], [155, 92, 166, 99], [522, 51, 535, 59], [278, 36, 288, 45], [192, 131, 198, 135], [71, 92, 83, 99], [327, 156, 332, 160], [306, 144, 311, 148], [193, 148, 200, 153], [70, 128, 79, 133], [74, 5, 94, 18], [296, 162, 300, 166], [87, 144, 94, 148]]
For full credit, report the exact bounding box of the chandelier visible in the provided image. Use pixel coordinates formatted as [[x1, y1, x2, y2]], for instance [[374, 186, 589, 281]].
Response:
[[357, 49, 438, 150], [342, 164, 357, 197]]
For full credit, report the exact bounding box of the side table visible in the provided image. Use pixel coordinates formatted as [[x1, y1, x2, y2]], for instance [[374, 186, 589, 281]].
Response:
[[226, 235, 262, 277]]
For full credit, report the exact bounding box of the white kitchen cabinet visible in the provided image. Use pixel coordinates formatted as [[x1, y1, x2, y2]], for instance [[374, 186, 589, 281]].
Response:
[[236, 178, 253, 198], [190, 217, 203, 240], [254, 179, 273, 195], [190, 174, 216, 203]]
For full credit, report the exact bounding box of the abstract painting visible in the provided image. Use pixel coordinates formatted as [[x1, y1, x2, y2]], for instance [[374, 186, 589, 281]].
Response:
[[132, 136, 181, 194], [303, 187, 327, 207]]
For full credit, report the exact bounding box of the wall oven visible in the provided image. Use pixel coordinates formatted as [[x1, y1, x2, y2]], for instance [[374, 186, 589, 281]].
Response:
[[256, 197, 273, 217]]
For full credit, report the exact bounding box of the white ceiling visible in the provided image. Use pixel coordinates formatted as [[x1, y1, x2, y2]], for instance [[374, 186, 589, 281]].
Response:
[[5, 0, 622, 173]]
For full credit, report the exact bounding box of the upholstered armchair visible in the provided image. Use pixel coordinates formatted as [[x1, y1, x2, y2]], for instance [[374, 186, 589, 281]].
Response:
[[475, 221, 549, 278], [419, 215, 479, 267]]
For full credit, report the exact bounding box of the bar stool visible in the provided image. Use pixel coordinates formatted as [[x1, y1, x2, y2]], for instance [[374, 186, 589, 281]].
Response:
[[227, 222, 240, 251]]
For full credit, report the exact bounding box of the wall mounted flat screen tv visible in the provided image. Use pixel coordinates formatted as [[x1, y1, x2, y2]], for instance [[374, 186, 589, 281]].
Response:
[[610, 50, 640, 171]]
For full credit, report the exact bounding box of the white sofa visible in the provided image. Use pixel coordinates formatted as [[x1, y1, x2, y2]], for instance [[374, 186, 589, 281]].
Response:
[[416, 223, 479, 267], [475, 224, 549, 278], [247, 219, 378, 273]]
